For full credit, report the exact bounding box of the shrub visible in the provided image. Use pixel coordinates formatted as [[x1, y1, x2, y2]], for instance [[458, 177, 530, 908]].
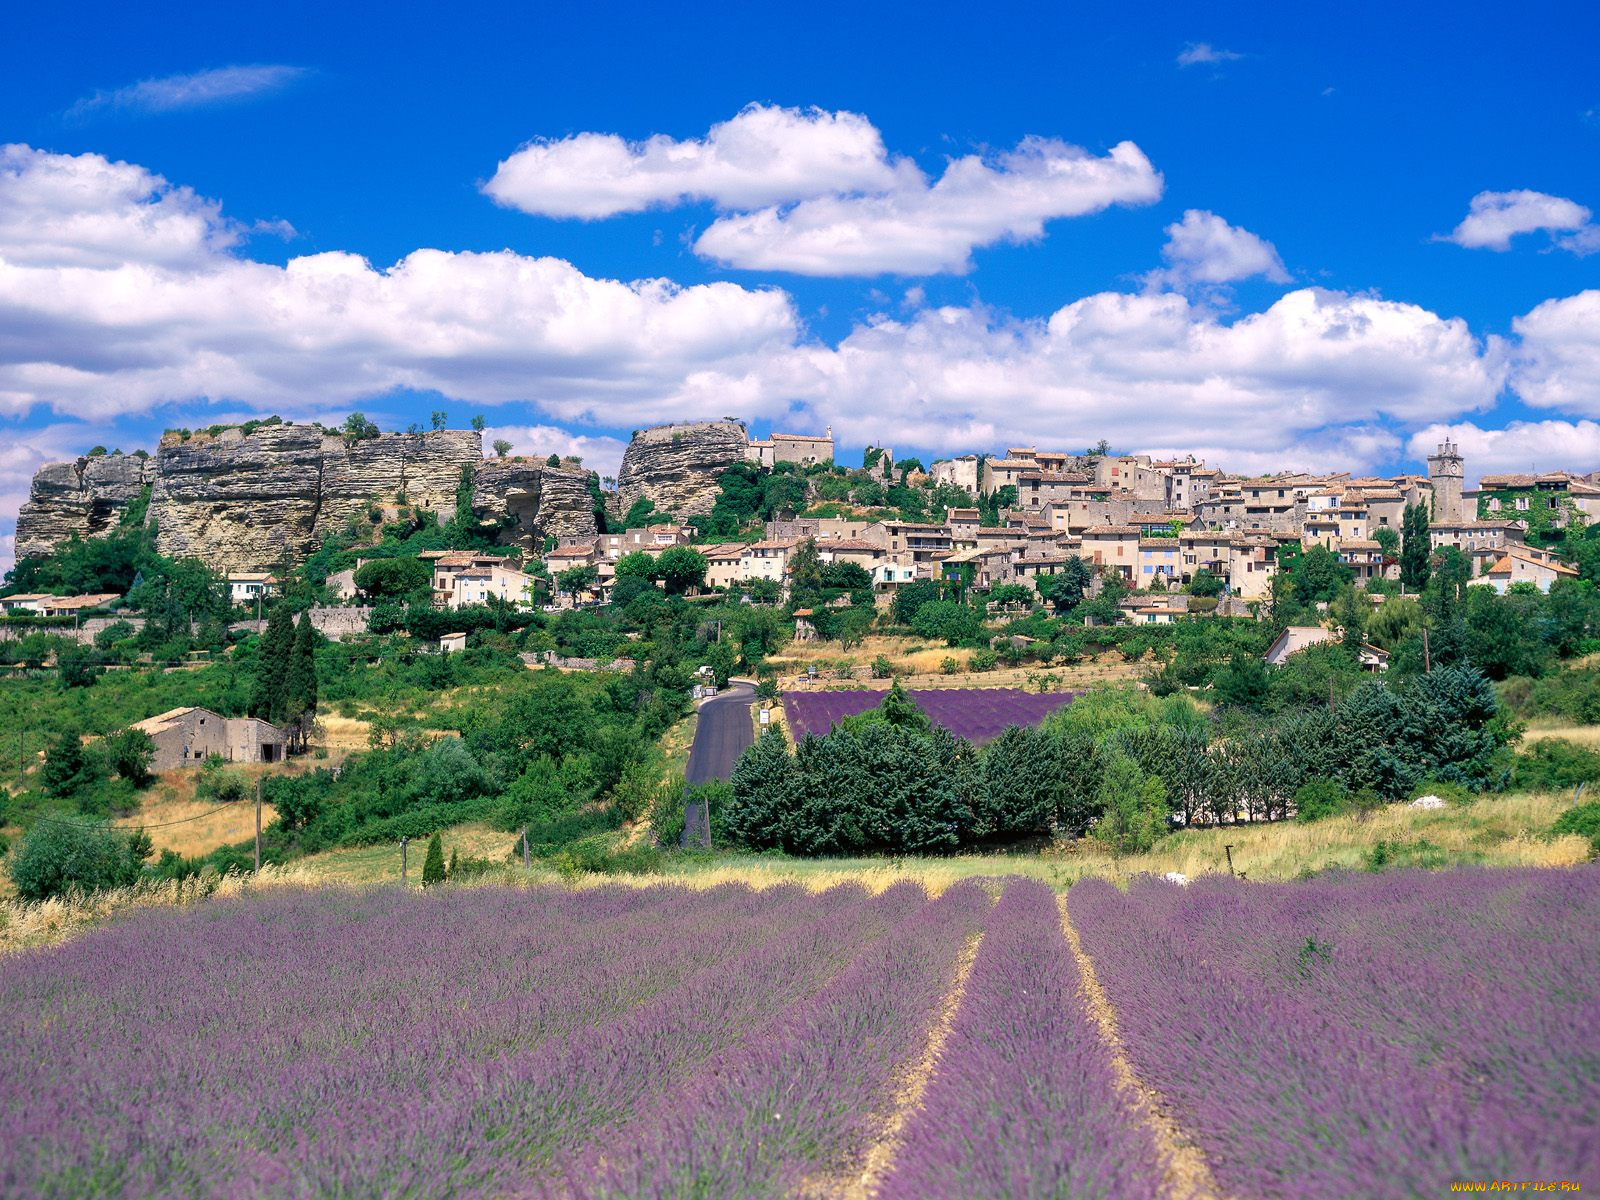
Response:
[[421, 832, 446, 886], [940, 656, 958, 675], [1552, 800, 1600, 844], [970, 649, 998, 672], [871, 655, 893, 679], [1294, 778, 1349, 823], [8, 819, 149, 900], [1512, 738, 1600, 792]]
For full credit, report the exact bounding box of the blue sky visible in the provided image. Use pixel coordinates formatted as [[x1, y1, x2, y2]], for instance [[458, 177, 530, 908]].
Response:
[[2, 0, 1598, 568]]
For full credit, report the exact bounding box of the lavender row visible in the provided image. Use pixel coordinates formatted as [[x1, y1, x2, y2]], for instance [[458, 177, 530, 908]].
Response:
[[0, 881, 856, 1198], [567, 878, 995, 1198], [878, 879, 1168, 1200], [212, 880, 900, 1197], [785, 688, 1076, 744], [1068, 868, 1600, 1199]]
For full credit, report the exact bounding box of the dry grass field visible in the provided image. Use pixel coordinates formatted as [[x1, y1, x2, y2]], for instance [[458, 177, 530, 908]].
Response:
[[770, 634, 1144, 694]]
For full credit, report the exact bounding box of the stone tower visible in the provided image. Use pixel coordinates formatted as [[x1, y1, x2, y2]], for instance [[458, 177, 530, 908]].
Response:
[[1427, 438, 1465, 524]]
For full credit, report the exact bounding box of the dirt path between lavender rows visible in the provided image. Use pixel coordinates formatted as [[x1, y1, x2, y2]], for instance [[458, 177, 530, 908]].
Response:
[[1058, 895, 1231, 1200]]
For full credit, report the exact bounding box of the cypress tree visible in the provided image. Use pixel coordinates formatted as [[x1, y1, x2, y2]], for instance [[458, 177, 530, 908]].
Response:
[[284, 614, 319, 728], [1400, 501, 1432, 591], [251, 603, 296, 722], [422, 833, 446, 886]]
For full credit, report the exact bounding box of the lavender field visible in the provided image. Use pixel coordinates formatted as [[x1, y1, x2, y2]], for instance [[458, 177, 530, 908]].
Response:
[[2, 868, 1596, 1198], [784, 687, 1076, 743]]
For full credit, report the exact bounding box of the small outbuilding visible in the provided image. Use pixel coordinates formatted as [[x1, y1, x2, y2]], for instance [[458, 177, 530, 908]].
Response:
[[129, 707, 287, 771]]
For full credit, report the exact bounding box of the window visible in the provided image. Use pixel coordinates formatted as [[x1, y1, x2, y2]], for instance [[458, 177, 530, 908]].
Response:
[[1515, 497, 1530, 511]]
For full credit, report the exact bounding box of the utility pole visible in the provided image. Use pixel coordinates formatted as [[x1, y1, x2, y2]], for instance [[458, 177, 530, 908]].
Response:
[[254, 779, 263, 874], [400, 836, 410, 886], [522, 827, 530, 870], [1422, 627, 1432, 674], [1224, 844, 1237, 878]]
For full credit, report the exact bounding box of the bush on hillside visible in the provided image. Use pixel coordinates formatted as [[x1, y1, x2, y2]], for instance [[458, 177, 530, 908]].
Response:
[[8, 819, 151, 900]]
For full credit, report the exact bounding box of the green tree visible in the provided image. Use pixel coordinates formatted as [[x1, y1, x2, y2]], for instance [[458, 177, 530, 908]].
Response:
[[9, 819, 150, 900], [493, 439, 513, 458], [726, 727, 799, 850], [250, 604, 296, 722], [652, 546, 708, 595], [557, 565, 599, 598], [470, 414, 486, 432], [1373, 525, 1400, 563], [892, 579, 942, 626], [41, 726, 89, 797], [614, 551, 655, 579], [104, 728, 155, 787], [343, 412, 380, 441], [1401, 501, 1432, 590], [787, 538, 825, 600], [1093, 749, 1168, 855], [1037, 557, 1093, 614], [355, 557, 433, 600], [421, 832, 446, 885], [431, 411, 448, 431], [56, 644, 101, 689], [1186, 568, 1224, 598], [910, 600, 983, 646], [284, 613, 319, 749]]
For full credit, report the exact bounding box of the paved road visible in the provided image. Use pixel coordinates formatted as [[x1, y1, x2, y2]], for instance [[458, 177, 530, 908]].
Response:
[[684, 682, 757, 785]]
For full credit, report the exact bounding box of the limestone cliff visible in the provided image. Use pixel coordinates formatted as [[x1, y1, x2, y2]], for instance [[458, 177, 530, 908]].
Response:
[[616, 420, 748, 520], [17, 423, 600, 572], [149, 425, 481, 570], [472, 458, 599, 553], [15, 454, 155, 559]]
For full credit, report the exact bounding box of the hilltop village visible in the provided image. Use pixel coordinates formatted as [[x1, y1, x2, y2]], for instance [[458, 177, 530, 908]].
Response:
[[8, 417, 1590, 627]]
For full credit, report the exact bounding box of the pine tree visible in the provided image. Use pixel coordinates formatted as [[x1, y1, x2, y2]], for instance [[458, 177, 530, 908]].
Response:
[[422, 833, 446, 886], [448, 848, 458, 879], [250, 604, 295, 722]]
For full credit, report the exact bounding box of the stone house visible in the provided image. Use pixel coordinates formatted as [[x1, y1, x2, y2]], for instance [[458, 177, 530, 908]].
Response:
[[130, 707, 287, 770], [1482, 549, 1580, 593], [745, 430, 834, 468], [1428, 519, 1526, 556]]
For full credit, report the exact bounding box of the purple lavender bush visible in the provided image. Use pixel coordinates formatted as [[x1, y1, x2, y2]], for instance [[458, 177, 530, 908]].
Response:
[[877, 879, 1169, 1200], [568, 878, 994, 1198], [1069, 867, 1600, 1199]]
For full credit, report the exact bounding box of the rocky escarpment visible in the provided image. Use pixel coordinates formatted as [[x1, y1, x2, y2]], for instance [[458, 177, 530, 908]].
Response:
[[616, 420, 749, 520], [473, 458, 599, 553], [17, 423, 602, 572], [150, 425, 482, 570], [15, 453, 156, 559]]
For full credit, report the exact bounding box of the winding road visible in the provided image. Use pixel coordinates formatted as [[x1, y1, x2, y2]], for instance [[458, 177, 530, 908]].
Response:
[[684, 681, 757, 785]]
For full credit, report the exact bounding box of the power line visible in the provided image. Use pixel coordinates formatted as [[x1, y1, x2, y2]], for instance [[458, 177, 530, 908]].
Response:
[[26, 806, 255, 832]]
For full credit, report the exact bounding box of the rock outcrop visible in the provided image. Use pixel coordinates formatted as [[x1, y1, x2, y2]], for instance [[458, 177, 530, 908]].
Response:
[[472, 458, 599, 553], [149, 425, 481, 570], [15, 454, 156, 559], [17, 423, 602, 572], [616, 421, 748, 520]]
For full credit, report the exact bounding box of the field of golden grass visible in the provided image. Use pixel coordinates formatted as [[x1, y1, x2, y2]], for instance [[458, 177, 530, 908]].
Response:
[[1520, 722, 1600, 748]]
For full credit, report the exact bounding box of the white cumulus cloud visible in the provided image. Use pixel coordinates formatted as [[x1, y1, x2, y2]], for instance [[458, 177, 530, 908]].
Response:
[[1177, 43, 1243, 67], [757, 288, 1503, 466], [482, 425, 627, 480], [1146, 209, 1290, 291], [488, 106, 1162, 277], [0, 144, 801, 428], [484, 104, 896, 218], [67, 65, 305, 120], [695, 138, 1163, 276], [1443, 189, 1596, 253], [1407, 419, 1600, 483], [1509, 290, 1600, 413]]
